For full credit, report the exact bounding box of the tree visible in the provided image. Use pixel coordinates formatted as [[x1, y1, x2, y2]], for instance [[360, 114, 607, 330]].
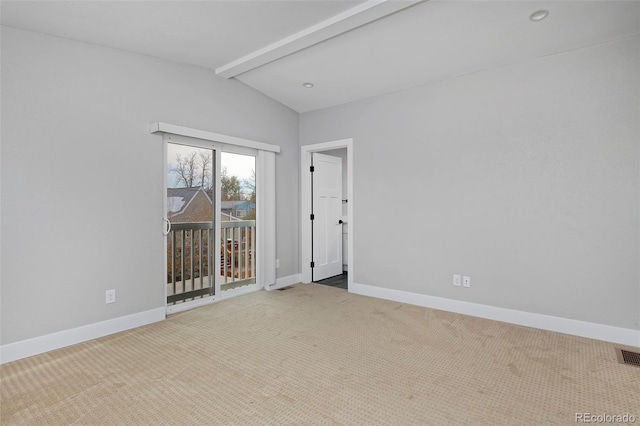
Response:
[[221, 166, 242, 200], [243, 169, 256, 203], [171, 152, 198, 187], [242, 208, 256, 220], [170, 151, 212, 189], [197, 151, 212, 190]]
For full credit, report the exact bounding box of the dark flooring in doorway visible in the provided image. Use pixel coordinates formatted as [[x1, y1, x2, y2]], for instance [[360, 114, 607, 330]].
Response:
[[315, 272, 347, 290]]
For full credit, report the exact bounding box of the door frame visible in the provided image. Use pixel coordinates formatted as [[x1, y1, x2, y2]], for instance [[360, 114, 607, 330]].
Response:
[[163, 133, 264, 314], [153, 123, 279, 313], [301, 139, 353, 290], [163, 136, 221, 313]]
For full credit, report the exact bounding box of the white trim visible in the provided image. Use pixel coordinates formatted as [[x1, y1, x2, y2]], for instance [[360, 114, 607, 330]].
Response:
[[215, 0, 424, 78], [165, 284, 262, 315], [270, 274, 302, 290], [301, 139, 354, 291], [219, 283, 262, 300], [150, 122, 280, 153], [163, 140, 169, 305], [166, 285, 262, 317], [166, 296, 216, 315], [350, 283, 640, 347], [164, 132, 258, 157], [214, 148, 222, 298], [0, 308, 166, 364], [257, 150, 277, 290]]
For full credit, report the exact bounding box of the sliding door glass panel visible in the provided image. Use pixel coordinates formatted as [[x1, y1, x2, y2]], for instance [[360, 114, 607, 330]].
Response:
[[220, 152, 256, 292], [166, 143, 215, 304]]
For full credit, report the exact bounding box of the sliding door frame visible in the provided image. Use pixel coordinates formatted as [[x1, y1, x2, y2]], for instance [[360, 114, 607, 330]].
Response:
[[164, 140, 218, 307], [154, 123, 279, 313]]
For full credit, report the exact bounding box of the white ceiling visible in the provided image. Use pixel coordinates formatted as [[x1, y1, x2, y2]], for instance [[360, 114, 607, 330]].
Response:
[[239, 1, 640, 112], [0, 0, 365, 69], [2, 0, 639, 113]]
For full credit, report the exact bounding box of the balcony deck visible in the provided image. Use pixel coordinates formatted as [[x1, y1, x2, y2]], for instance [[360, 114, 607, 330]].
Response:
[[166, 275, 255, 302], [167, 220, 256, 304]]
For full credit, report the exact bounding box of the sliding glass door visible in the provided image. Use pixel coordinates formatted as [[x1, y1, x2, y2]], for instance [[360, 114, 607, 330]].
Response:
[[165, 141, 258, 307], [166, 143, 216, 304], [220, 152, 257, 291]]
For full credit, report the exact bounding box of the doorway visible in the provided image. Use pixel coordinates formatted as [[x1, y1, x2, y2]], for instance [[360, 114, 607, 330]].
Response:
[[220, 152, 257, 291], [311, 152, 343, 281], [165, 143, 216, 304], [314, 272, 348, 289], [301, 139, 353, 291], [164, 140, 259, 311]]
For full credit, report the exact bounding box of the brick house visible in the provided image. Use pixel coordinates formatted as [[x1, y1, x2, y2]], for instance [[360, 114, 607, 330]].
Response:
[[166, 187, 253, 282], [167, 187, 238, 222], [167, 187, 212, 223]]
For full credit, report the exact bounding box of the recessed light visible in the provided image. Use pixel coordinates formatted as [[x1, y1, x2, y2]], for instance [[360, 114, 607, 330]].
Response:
[[302, 82, 314, 88], [529, 9, 549, 22]]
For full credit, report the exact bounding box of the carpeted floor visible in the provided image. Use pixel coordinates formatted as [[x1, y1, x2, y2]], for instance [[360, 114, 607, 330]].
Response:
[[1, 284, 639, 425]]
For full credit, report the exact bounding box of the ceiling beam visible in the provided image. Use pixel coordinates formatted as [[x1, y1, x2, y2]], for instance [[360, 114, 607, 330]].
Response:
[[215, 0, 425, 79]]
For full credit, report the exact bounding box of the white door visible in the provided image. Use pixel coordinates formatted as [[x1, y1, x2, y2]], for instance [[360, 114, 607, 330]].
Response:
[[312, 153, 343, 281]]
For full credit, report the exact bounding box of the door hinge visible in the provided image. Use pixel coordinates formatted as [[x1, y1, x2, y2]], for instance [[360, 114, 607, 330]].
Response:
[[310, 166, 315, 172], [310, 214, 315, 220], [310, 261, 315, 268]]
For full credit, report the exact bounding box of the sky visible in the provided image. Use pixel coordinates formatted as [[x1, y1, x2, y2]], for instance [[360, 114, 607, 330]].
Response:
[[166, 143, 255, 188]]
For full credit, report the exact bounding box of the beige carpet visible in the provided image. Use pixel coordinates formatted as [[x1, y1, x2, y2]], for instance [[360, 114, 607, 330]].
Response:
[[1, 284, 639, 425]]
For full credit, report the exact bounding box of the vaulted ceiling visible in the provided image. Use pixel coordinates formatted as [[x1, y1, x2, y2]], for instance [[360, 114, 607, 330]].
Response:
[[2, 1, 639, 113]]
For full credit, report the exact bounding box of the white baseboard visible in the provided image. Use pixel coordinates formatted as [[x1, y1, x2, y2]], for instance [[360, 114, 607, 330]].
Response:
[[0, 307, 166, 365], [4, 283, 635, 365], [271, 274, 302, 290], [219, 283, 261, 300], [351, 283, 640, 347], [166, 296, 216, 315]]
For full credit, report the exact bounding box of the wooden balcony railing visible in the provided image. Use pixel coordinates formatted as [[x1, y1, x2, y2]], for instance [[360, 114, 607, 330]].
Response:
[[167, 220, 256, 304]]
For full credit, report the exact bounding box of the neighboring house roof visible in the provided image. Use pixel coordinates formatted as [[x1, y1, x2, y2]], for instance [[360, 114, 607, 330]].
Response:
[[167, 188, 244, 221], [167, 187, 211, 215], [221, 213, 239, 221], [221, 200, 255, 210]]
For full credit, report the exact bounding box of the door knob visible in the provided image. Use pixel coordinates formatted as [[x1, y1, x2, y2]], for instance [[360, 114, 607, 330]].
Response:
[[338, 220, 344, 224]]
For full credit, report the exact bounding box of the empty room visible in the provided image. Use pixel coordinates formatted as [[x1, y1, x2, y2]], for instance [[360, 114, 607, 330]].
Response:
[[1, 1, 639, 424]]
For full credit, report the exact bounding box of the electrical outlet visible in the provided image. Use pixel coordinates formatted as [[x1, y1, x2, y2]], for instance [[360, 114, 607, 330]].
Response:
[[453, 274, 461, 287], [463, 276, 471, 288], [276, 259, 280, 269], [105, 289, 116, 304]]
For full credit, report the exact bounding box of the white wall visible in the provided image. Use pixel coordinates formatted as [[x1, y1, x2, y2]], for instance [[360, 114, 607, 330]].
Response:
[[300, 36, 640, 331], [0, 27, 299, 345]]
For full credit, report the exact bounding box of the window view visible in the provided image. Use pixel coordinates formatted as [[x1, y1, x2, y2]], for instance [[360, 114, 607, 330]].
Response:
[[166, 144, 215, 304], [166, 145, 256, 305], [220, 152, 256, 291]]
